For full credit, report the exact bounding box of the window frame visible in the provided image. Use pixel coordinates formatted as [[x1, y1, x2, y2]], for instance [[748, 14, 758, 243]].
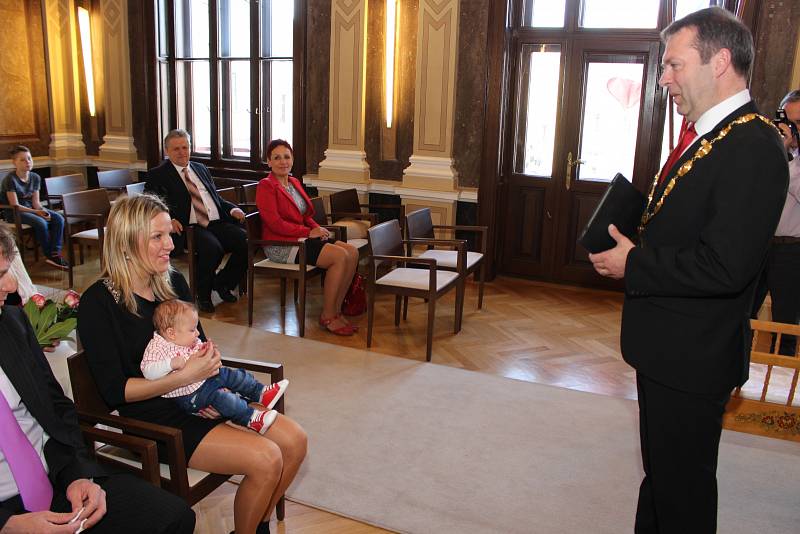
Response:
[[152, 0, 306, 179]]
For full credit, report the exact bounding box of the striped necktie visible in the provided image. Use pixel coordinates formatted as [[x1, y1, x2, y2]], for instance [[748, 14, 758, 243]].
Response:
[[659, 119, 698, 184], [182, 167, 210, 227]]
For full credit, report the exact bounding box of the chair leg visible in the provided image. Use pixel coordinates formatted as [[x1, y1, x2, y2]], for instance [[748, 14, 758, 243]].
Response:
[[298, 277, 306, 337], [78, 244, 84, 265], [454, 277, 465, 334], [247, 269, 255, 326], [67, 236, 75, 288], [402, 296, 408, 320], [367, 290, 376, 347], [280, 278, 287, 307], [426, 296, 436, 362], [276, 495, 285, 521], [293, 280, 299, 303], [477, 263, 486, 310], [394, 295, 402, 326]]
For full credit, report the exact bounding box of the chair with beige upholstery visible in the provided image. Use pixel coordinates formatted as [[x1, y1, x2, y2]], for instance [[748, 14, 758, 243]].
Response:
[[366, 219, 465, 361], [67, 350, 286, 516], [310, 196, 369, 257], [405, 208, 487, 310], [329, 188, 405, 241], [61, 189, 111, 287], [244, 211, 330, 337]]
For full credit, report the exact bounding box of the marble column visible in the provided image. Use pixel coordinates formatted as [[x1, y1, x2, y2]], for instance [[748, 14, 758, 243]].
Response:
[[97, 0, 138, 165], [318, 0, 370, 183], [44, 0, 86, 162], [402, 0, 459, 193]]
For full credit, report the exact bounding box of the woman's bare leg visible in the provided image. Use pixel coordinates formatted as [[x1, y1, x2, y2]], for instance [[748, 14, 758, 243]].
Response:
[[188, 423, 284, 533], [333, 241, 359, 309], [259, 414, 308, 520], [315, 244, 350, 329]]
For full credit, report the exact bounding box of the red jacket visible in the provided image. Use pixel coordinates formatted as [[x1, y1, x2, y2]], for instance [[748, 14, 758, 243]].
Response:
[[256, 174, 320, 240]]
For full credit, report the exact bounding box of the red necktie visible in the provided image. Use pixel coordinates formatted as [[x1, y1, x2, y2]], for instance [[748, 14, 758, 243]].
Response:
[[182, 167, 210, 227], [0, 389, 53, 511], [659, 119, 698, 183]]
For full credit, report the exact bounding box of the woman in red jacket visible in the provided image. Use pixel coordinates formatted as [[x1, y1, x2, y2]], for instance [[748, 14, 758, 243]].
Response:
[[256, 139, 359, 335]]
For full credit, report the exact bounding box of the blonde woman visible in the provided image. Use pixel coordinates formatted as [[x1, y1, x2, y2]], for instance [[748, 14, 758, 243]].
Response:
[[77, 194, 306, 534]]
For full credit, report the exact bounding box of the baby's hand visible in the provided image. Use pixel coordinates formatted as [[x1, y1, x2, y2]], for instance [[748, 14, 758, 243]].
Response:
[[170, 356, 187, 371]]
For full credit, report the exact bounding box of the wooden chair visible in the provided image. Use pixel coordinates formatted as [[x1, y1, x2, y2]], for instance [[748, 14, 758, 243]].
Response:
[[240, 182, 259, 213], [67, 350, 286, 517], [310, 196, 369, 257], [0, 204, 39, 263], [44, 174, 88, 210], [405, 208, 488, 309], [244, 211, 328, 337], [61, 189, 111, 288], [97, 169, 135, 200], [329, 188, 405, 239], [367, 219, 465, 361], [723, 319, 800, 442]]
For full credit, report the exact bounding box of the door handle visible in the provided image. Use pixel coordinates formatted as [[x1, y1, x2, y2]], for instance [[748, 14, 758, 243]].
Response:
[[565, 152, 586, 191]]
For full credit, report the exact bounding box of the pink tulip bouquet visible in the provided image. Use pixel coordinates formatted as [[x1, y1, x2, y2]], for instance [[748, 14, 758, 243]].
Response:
[[23, 290, 80, 348]]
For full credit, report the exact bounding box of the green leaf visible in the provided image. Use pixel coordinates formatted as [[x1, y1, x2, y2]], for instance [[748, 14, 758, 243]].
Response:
[[36, 303, 58, 333], [37, 318, 77, 346]]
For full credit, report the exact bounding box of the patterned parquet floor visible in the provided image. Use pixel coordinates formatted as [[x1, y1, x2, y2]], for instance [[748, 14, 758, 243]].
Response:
[[24, 248, 788, 532]]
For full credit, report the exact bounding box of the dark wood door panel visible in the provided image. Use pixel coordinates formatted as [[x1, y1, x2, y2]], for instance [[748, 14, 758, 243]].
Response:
[[502, 179, 552, 277]]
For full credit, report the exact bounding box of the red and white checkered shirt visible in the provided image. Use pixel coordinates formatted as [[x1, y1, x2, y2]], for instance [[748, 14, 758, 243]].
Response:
[[141, 333, 204, 398]]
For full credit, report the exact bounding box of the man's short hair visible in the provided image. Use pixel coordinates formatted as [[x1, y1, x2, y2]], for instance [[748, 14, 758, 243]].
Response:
[[0, 226, 17, 264], [153, 299, 196, 334], [163, 129, 191, 149], [8, 145, 30, 159], [780, 90, 800, 108], [662, 6, 754, 78]]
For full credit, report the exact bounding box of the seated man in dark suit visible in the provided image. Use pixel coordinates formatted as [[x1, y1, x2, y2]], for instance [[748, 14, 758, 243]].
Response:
[[145, 129, 247, 313], [0, 227, 195, 533]]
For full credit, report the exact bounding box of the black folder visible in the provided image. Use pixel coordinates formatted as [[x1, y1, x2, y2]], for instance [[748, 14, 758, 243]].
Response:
[[578, 173, 645, 254]]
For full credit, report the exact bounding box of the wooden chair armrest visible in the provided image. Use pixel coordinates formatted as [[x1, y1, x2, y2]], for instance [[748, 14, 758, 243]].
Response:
[[432, 224, 488, 253], [369, 254, 437, 268], [239, 202, 258, 213], [221, 358, 284, 382], [77, 409, 188, 488], [80, 424, 160, 486], [321, 225, 344, 241], [0, 204, 23, 227]]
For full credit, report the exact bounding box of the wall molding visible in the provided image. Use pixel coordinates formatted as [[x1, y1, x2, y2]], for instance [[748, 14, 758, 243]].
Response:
[[303, 174, 477, 203]]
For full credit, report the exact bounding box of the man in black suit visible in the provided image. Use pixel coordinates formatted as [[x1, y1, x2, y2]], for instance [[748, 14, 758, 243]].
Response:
[[0, 227, 195, 533], [590, 8, 788, 533], [146, 129, 247, 313]]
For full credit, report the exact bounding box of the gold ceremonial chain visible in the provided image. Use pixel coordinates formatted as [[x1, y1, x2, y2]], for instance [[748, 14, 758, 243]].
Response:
[[639, 113, 776, 234]]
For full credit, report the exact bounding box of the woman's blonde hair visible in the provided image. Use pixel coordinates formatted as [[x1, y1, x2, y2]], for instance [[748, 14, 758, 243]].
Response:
[[102, 194, 176, 314]]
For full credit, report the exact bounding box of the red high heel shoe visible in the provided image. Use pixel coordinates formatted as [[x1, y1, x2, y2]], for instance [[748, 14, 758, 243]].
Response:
[[319, 314, 357, 336]]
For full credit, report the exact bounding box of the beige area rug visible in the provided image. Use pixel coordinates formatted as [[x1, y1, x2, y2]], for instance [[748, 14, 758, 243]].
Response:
[[203, 320, 800, 534]]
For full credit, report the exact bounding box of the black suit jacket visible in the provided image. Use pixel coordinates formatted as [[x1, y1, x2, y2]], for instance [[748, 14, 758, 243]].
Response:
[[145, 160, 239, 252], [0, 306, 106, 526], [622, 101, 790, 394]]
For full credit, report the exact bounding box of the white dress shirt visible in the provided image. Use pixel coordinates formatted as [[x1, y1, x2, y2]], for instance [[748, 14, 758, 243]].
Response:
[[775, 147, 800, 237], [171, 162, 221, 224]]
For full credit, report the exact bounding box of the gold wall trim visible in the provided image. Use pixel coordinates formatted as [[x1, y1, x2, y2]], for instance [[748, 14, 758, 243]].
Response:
[[329, 0, 367, 149]]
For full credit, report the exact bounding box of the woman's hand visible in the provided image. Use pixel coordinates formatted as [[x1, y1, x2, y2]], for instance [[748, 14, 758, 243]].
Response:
[[309, 226, 330, 239], [180, 341, 221, 383]]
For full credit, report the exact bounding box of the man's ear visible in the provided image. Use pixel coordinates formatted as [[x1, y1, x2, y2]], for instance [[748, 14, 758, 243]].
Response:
[[713, 47, 733, 77]]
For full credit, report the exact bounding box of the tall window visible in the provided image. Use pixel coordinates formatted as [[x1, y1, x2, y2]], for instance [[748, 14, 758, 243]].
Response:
[[156, 0, 297, 167]]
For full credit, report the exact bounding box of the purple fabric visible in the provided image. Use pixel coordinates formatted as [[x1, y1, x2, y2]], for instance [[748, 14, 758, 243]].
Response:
[[0, 390, 52, 511]]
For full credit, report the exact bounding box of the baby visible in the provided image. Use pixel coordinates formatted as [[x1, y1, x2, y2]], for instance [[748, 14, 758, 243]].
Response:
[[141, 299, 288, 434]]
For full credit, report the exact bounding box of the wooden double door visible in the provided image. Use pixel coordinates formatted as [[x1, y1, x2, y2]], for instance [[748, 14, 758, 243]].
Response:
[[500, 6, 672, 287]]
